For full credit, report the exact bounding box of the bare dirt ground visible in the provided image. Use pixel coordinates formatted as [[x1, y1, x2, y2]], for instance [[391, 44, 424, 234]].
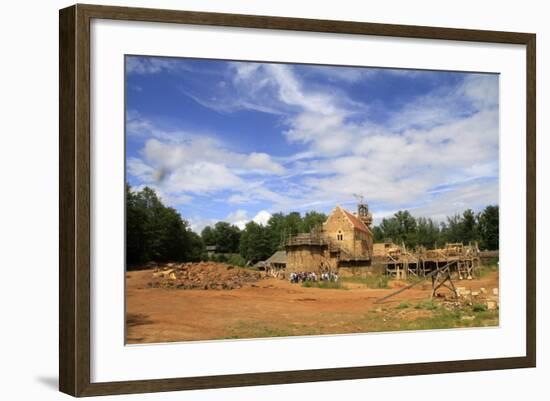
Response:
[[126, 267, 499, 344]]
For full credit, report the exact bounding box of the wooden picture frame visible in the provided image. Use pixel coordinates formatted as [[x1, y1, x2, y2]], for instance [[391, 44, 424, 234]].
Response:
[[59, 3, 536, 397]]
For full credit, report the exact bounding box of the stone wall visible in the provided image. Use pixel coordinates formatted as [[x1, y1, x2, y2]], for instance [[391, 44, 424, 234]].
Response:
[[285, 206, 375, 275], [322, 207, 373, 259], [323, 207, 357, 254], [353, 229, 373, 259], [286, 245, 337, 272], [373, 243, 389, 257]]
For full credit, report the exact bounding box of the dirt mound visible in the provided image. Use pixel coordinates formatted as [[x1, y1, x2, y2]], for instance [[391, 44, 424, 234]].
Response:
[[149, 262, 263, 290]]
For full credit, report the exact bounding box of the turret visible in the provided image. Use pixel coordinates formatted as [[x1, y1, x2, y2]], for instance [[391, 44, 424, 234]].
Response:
[[357, 202, 373, 228]]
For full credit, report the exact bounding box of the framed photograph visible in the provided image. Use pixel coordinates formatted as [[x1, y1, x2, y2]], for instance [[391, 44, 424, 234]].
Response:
[[59, 4, 536, 397]]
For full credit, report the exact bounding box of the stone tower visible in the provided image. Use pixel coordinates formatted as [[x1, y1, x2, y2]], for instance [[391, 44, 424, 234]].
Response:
[[357, 202, 373, 228]]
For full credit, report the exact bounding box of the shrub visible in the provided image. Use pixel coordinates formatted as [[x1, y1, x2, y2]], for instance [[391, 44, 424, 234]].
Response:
[[226, 254, 246, 267], [472, 303, 488, 312], [302, 281, 346, 290], [415, 299, 440, 311]]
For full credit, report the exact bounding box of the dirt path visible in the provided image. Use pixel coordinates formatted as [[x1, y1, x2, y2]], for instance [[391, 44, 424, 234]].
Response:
[[126, 269, 499, 344]]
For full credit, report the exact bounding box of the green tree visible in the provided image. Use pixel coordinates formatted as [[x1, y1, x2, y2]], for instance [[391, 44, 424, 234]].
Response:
[[283, 212, 302, 237], [200, 226, 216, 246], [415, 217, 440, 249], [372, 225, 385, 243], [461, 209, 478, 244], [200, 222, 241, 253], [377, 210, 418, 248], [369, 206, 498, 250], [125, 184, 204, 267], [477, 205, 499, 250], [300, 211, 327, 233], [441, 214, 462, 243], [185, 231, 205, 262], [239, 221, 272, 263], [266, 212, 287, 253], [212, 222, 241, 253], [378, 216, 400, 243], [395, 210, 417, 248], [126, 183, 150, 264], [153, 207, 180, 261]]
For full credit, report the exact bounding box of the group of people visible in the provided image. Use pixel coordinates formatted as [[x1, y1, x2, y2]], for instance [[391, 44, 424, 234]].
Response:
[[289, 271, 339, 283], [320, 272, 339, 282]]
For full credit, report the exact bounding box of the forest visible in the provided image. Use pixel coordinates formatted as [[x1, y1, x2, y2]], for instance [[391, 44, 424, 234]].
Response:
[[126, 184, 499, 267]]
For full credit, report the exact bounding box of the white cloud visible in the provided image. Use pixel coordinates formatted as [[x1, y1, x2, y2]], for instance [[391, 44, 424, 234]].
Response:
[[166, 161, 244, 193], [141, 134, 285, 177], [188, 216, 218, 234], [251, 67, 499, 214], [406, 178, 499, 223], [388, 73, 499, 132], [126, 111, 192, 143], [126, 117, 289, 211], [225, 209, 249, 229], [127, 157, 155, 182], [296, 108, 498, 208], [130, 183, 192, 206], [243, 152, 286, 175], [253, 210, 272, 225], [302, 65, 375, 83], [226, 209, 248, 221], [126, 57, 187, 75], [459, 74, 499, 110], [128, 60, 499, 224], [227, 182, 293, 207], [224, 209, 272, 229]]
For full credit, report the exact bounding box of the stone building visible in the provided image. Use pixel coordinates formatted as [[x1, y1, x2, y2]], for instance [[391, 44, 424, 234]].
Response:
[[285, 203, 374, 274]]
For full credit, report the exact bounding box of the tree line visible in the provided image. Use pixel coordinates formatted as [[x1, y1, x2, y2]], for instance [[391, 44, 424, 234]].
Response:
[[126, 184, 326, 267], [372, 206, 499, 251], [126, 185, 499, 268], [200, 211, 327, 264], [126, 184, 203, 267]]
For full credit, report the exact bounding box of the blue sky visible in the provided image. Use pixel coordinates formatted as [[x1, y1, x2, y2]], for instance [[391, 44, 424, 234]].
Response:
[[125, 56, 499, 232]]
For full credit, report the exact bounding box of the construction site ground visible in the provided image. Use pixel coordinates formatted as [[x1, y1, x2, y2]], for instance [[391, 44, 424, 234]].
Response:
[[126, 265, 499, 344]]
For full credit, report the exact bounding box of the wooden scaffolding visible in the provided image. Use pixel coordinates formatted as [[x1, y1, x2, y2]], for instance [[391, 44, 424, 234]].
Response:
[[383, 242, 480, 280]]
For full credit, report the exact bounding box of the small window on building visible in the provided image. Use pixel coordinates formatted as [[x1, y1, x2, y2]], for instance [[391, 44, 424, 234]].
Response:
[[337, 231, 343, 241]]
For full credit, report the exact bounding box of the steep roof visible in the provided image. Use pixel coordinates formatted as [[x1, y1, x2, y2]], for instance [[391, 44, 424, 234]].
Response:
[[265, 250, 287, 265], [341, 208, 371, 234]]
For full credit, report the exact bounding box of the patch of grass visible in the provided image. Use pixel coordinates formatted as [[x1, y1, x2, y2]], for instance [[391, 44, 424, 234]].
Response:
[[415, 299, 440, 311], [472, 309, 499, 324], [226, 321, 319, 339], [472, 303, 488, 312], [222, 299, 499, 340], [302, 280, 347, 290], [341, 274, 390, 289], [482, 256, 499, 266], [354, 301, 499, 332], [395, 302, 411, 310], [478, 263, 499, 278]]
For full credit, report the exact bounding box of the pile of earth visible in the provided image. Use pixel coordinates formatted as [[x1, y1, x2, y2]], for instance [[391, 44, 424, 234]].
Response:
[[149, 262, 263, 290]]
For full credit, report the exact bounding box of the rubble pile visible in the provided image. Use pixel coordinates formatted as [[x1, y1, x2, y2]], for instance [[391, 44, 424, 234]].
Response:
[[149, 262, 263, 290], [455, 286, 500, 310]]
